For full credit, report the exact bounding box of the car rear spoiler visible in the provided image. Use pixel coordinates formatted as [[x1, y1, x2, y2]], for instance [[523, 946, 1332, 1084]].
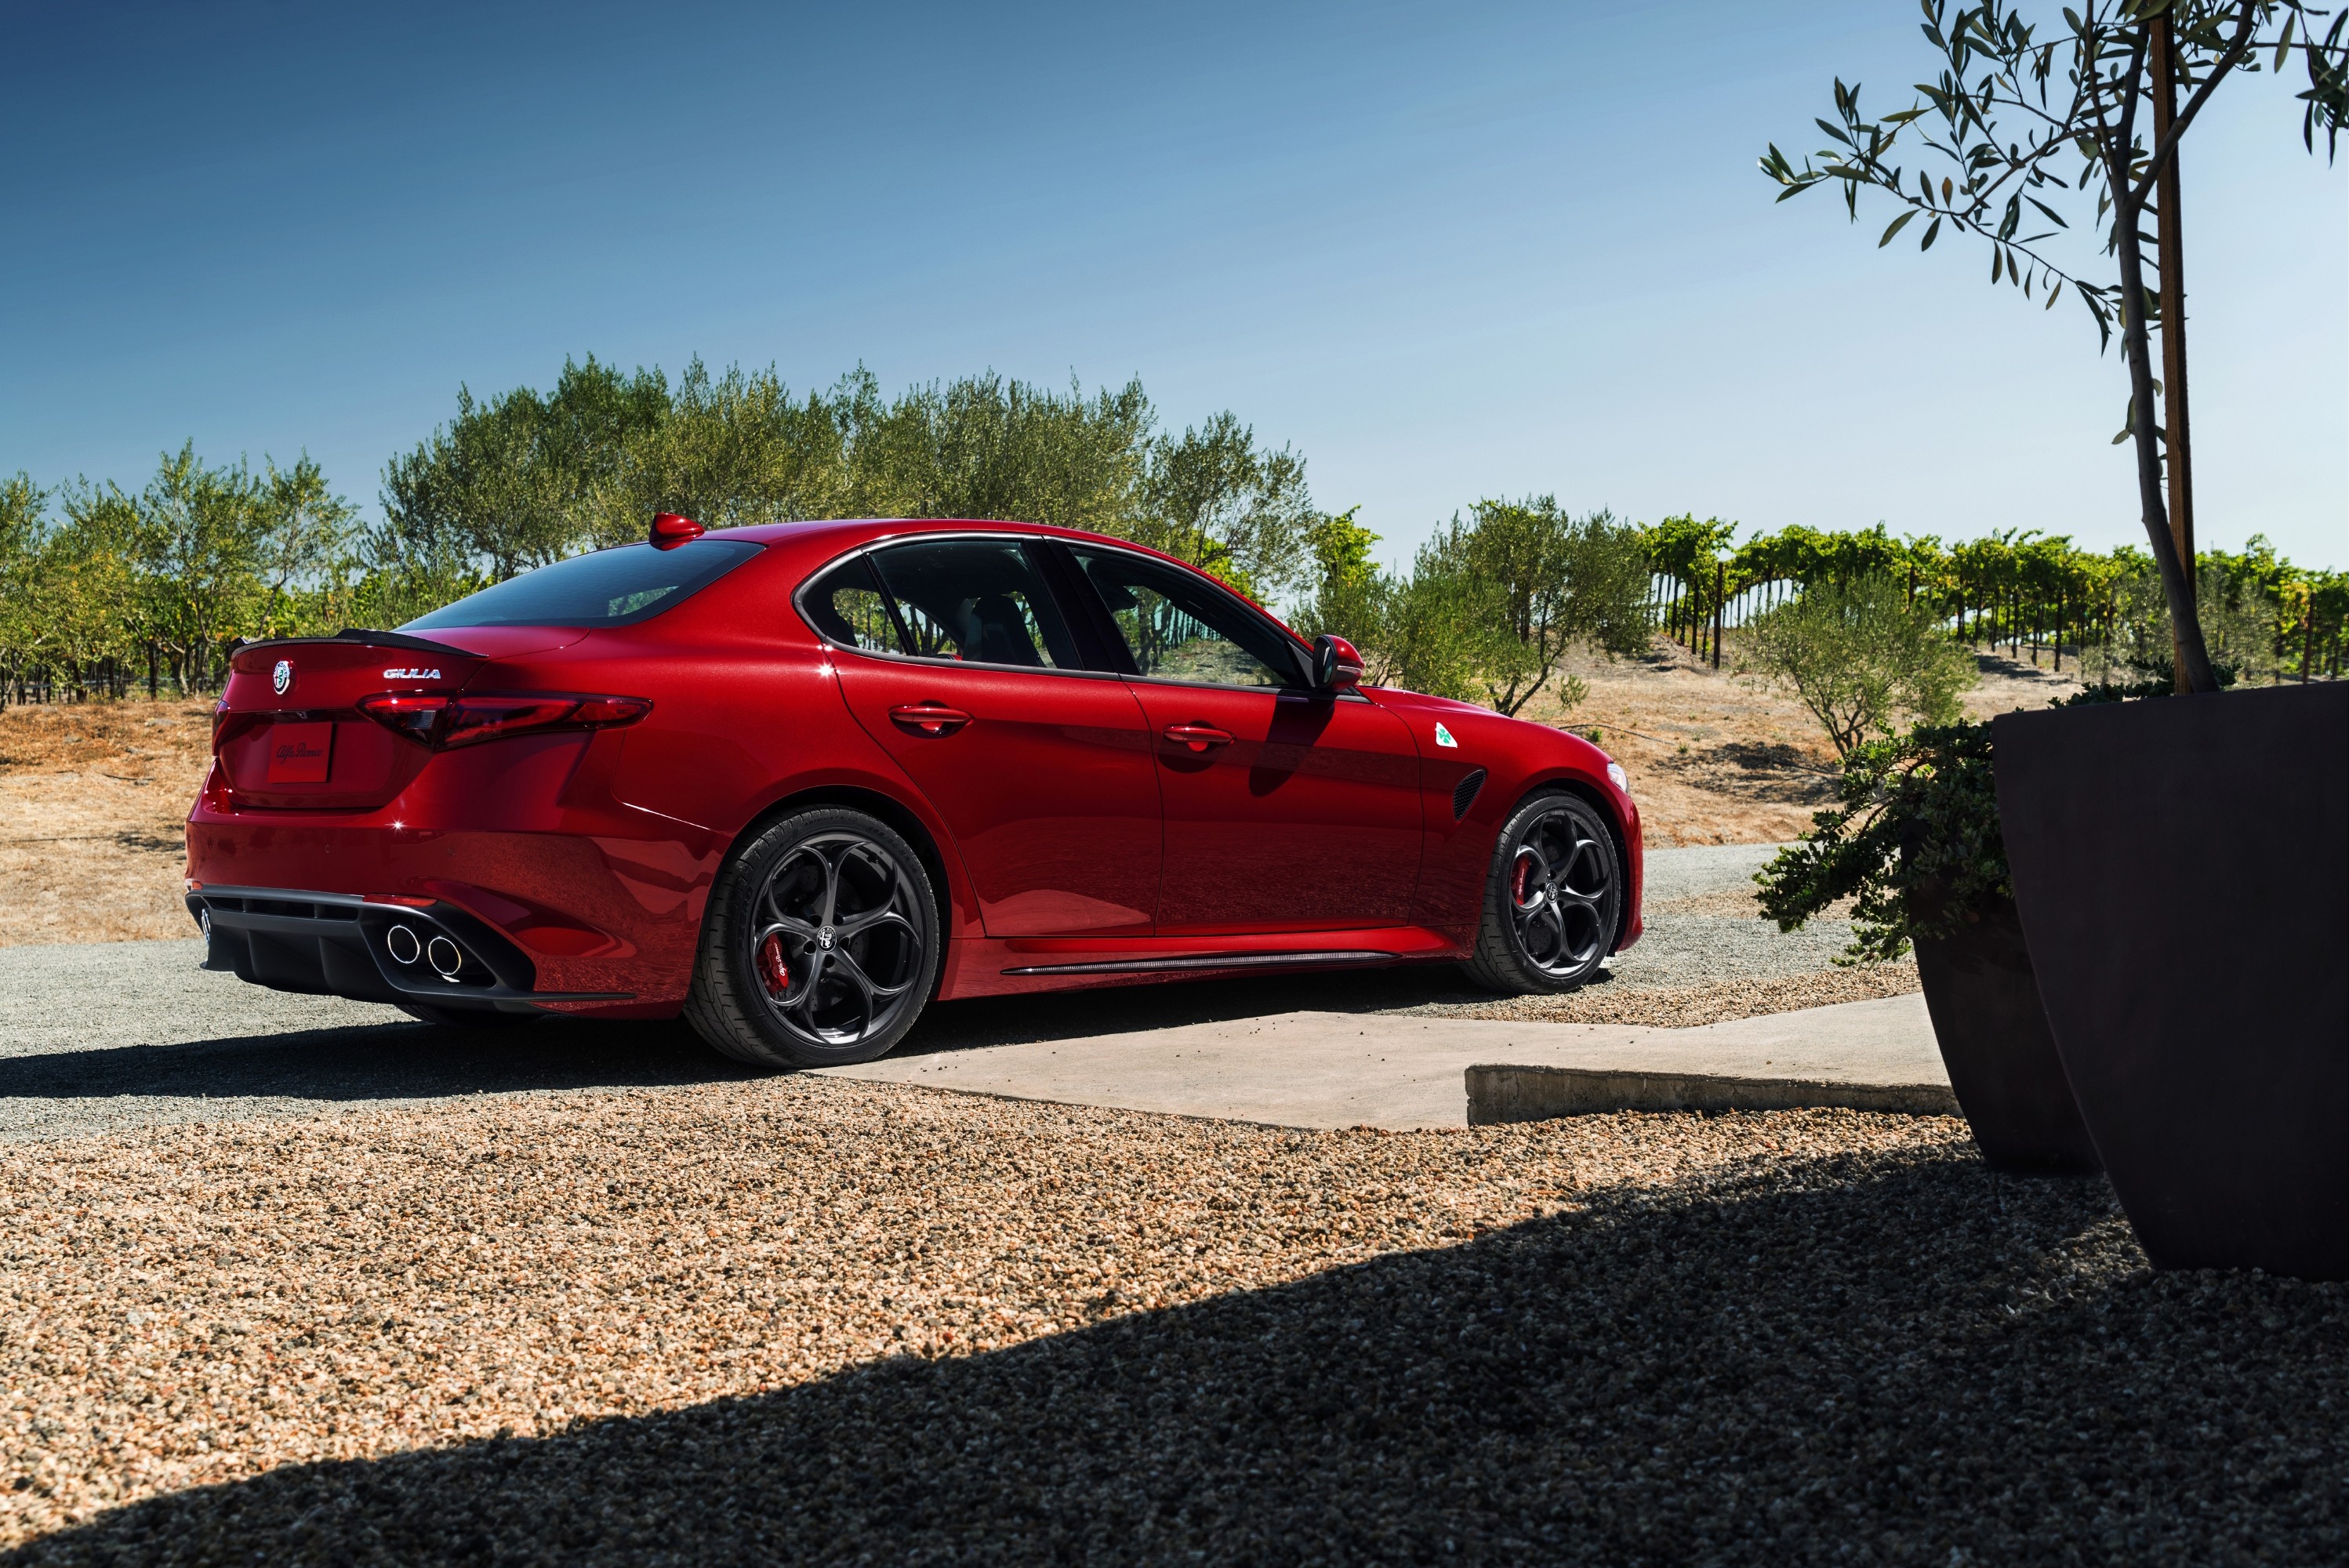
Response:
[[228, 629, 474, 659]]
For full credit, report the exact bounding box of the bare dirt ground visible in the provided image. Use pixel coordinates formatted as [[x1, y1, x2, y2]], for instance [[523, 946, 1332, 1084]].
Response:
[[1520, 637, 2085, 846], [0, 700, 212, 946]]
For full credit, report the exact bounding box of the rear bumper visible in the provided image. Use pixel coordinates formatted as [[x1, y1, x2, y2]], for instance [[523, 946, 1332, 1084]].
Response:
[[188, 886, 632, 1013]]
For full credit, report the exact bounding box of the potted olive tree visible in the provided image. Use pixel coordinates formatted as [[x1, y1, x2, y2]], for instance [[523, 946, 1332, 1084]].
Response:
[[1755, 721, 2099, 1174], [1766, 2, 2349, 1276]]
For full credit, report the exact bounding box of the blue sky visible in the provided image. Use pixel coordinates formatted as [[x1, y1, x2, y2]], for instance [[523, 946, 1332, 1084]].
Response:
[[3, 0, 2342, 568]]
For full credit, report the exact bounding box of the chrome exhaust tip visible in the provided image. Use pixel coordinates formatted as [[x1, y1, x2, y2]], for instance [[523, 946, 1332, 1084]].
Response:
[[386, 924, 422, 965], [426, 935, 464, 979]]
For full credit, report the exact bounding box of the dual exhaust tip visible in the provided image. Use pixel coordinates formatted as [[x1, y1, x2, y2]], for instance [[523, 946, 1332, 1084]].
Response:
[[385, 923, 465, 980]]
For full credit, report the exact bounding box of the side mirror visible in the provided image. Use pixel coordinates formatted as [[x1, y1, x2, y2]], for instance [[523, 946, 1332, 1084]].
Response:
[[1312, 633, 1364, 691]]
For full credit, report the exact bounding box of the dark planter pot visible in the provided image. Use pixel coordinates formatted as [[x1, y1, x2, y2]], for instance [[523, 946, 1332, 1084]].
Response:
[[1994, 682, 2348, 1279], [1909, 895, 2099, 1174]]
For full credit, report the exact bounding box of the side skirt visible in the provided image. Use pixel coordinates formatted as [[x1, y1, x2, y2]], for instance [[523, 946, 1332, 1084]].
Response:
[[938, 925, 1471, 1001]]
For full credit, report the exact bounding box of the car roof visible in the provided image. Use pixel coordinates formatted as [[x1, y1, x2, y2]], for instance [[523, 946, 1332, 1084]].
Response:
[[716, 517, 1131, 552]]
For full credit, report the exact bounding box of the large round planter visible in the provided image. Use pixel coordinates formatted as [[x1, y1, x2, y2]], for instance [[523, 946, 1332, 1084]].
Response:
[[1909, 895, 2099, 1174], [1992, 682, 2348, 1279]]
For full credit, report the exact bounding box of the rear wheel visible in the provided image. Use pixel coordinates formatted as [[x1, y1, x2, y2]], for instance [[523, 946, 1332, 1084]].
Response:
[[1462, 791, 1622, 994], [684, 807, 940, 1069]]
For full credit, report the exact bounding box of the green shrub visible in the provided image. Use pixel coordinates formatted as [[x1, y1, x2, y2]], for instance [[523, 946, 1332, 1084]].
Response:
[[1742, 572, 1976, 757], [1754, 720, 2005, 964]]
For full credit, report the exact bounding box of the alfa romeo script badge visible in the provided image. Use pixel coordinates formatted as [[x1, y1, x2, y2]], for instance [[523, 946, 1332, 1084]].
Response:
[[272, 659, 293, 696]]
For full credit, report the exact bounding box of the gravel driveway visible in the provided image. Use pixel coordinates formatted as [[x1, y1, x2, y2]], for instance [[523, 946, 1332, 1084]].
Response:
[[3, 1084, 2343, 1565], [12, 845, 2333, 1564]]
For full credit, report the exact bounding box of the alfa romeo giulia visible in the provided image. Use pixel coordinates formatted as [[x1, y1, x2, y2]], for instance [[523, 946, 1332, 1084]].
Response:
[[187, 515, 1643, 1067]]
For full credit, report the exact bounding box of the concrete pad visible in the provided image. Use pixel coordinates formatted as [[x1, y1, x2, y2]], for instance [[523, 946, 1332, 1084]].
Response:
[[818, 993, 1948, 1131]]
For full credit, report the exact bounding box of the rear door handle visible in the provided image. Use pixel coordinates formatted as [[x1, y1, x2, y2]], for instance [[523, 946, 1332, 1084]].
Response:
[[889, 703, 972, 737], [1162, 723, 1233, 753]]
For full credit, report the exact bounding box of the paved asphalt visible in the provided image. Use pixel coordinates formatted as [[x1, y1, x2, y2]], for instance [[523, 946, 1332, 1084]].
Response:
[[0, 844, 1853, 1140]]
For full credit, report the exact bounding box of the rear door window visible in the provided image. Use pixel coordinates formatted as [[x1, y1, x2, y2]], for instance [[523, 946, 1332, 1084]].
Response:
[[863, 539, 1085, 670], [799, 554, 906, 653]]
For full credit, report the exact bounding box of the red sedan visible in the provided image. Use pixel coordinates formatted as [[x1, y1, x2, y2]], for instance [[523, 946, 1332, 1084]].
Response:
[[187, 516, 1643, 1066]]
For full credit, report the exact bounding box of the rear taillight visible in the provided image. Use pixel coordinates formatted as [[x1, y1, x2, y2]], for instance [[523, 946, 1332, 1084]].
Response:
[[357, 692, 652, 750]]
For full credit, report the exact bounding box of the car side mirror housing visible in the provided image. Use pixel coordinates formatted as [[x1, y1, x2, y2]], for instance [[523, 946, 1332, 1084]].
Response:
[[1312, 633, 1364, 692]]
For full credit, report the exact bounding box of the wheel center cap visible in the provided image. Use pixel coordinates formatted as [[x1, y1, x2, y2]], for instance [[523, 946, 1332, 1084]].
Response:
[[818, 926, 836, 950]]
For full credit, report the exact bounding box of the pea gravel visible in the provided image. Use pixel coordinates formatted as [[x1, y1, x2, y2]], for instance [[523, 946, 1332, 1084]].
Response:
[[4, 1078, 2344, 1566]]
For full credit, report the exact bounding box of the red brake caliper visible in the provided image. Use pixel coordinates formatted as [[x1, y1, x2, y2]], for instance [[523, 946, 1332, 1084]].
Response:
[[757, 932, 793, 998]]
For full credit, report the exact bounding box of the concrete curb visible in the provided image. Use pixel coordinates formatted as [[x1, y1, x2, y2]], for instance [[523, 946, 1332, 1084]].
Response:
[[1465, 1063, 1961, 1125]]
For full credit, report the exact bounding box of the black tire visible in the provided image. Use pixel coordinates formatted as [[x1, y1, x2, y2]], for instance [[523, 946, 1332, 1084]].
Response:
[[683, 807, 941, 1069], [398, 1002, 539, 1029], [1461, 790, 1623, 994]]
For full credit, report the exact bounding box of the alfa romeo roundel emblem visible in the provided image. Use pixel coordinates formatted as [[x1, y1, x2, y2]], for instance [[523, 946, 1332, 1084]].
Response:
[[272, 659, 292, 696]]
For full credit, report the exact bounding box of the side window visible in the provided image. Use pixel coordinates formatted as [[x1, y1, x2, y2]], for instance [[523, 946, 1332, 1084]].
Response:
[[867, 539, 1084, 670], [1068, 546, 1304, 689], [800, 554, 906, 653]]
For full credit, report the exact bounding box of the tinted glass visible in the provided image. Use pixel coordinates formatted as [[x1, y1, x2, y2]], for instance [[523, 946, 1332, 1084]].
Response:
[[868, 539, 1083, 670], [404, 540, 761, 630], [799, 554, 905, 653], [1069, 546, 1302, 688]]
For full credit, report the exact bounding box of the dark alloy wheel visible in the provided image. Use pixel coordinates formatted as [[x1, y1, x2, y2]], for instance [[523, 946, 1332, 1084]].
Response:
[[684, 808, 940, 1069], [1463, 791, 1622, 993]]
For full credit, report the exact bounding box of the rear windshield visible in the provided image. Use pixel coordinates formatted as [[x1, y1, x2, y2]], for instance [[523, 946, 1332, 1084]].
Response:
[[404, 540, 762, 630]]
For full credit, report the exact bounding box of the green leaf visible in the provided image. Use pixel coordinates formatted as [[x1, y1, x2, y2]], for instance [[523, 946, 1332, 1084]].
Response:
[[1879, 209, 1919, 246], [1920, 216, 1943, 250]]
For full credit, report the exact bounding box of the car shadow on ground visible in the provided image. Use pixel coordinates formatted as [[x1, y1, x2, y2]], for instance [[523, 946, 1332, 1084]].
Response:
[[0, 1018, 759, 1107], [15, 1144, 2340, 1566], [888, 962, 1513, 1059], [0, 964, 1585, 1107]]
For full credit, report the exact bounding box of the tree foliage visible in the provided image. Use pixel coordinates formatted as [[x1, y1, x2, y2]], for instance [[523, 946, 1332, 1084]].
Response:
[[1293, 499, 1653, 710], [1761, 0, 2349, 694], [1743, 572, 1979, 756]]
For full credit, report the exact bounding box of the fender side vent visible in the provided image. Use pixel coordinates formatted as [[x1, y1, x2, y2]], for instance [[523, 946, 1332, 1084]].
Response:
[[1452, 768, 1487, 821]]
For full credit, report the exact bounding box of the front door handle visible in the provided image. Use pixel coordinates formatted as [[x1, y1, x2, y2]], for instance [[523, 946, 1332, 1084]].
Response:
[[890, 702, 972, 737], [1162, 723, 1233, 753]]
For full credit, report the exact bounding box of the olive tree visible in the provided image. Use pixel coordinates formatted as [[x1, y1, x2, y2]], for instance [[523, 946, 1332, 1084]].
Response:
[[1762, 0, 2349, 694], [1744, 573, 1979, 757]]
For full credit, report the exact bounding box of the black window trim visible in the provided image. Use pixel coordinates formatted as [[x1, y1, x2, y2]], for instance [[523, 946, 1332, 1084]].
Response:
[[791, 532, 1129, 682]]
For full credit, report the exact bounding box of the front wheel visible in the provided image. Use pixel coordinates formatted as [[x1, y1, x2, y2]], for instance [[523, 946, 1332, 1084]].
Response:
[[684, 808, 941, 1069], [1462, 791, 1623, 994]]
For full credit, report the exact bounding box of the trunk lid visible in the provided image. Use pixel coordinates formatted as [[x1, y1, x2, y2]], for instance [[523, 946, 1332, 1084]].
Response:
[[216, 631, 485, 810]]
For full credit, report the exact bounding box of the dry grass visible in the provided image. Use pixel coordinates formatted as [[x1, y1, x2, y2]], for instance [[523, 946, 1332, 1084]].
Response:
[[0, 701, 209, 946]]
